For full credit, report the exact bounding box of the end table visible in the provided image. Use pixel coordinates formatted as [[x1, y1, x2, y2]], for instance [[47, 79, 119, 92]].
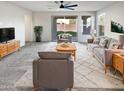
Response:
[[112, 53, 124, 84]]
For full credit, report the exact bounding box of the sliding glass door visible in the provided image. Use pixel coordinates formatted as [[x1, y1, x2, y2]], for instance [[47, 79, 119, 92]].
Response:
[[52, 16, 77, 42]]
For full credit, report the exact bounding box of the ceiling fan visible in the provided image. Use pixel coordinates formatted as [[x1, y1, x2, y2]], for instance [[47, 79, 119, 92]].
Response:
[[55, 1, 78, 10]]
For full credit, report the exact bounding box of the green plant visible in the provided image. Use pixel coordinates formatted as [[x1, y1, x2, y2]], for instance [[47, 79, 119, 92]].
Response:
[[57, 31, 77, 37], [34, 26, 43, 42]]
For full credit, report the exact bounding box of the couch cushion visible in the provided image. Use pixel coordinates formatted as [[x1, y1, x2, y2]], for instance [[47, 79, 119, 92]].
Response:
[[38, 52, 71, 59], [87, 44, 99, 52], [93, 47, 105, 62], [99, 37, 108, 48]]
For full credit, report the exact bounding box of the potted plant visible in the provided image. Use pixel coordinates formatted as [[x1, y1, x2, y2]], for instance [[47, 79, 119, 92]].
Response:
[[34, 26, 43, 42]]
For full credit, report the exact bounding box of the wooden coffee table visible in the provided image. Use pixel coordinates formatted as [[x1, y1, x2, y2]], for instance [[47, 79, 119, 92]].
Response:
[[56, 43, 77, 61]]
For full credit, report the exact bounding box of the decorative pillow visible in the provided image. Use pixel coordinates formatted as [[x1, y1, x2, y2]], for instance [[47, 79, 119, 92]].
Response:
[[112, 44, 119, 49], [99, 38, 108, 48], [108, 39, 119, 49], [38, 52, 71, 59], [105, 38, 111, 49]]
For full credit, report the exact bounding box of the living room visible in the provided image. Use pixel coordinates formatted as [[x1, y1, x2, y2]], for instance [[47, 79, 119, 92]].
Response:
[[0, 0, 124, 92]]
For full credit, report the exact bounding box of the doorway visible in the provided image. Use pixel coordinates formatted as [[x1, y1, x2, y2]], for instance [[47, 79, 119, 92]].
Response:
[[51, 16, 77, 42], [81, 16, 93, 43]]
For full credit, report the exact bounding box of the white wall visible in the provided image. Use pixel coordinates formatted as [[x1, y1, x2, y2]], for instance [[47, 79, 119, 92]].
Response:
[[1, 1, 124, 45], [0, 2, 33, 46], [33, 11, 95, 42], [97, 2, 124, 40]]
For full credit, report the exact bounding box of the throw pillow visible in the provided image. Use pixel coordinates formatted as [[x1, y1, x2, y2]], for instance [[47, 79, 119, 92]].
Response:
[[105, 38, 111, 49], [108, 39, 119, 49], [99, 38, 108, 48]]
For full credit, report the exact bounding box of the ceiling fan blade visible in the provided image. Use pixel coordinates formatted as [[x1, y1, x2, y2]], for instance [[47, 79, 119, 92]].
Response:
[[65, 4, 78, 7], [64, 7, 74, 10], [63, 2, 71, 6]]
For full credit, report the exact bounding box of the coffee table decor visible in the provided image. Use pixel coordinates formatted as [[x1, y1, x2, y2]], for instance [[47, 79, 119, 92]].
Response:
[[56, 43, 77, 61], [60, 43, 70, 48]]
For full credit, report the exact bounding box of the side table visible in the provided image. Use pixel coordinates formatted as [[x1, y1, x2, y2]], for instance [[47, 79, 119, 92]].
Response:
[[112, 53, 124, 84]]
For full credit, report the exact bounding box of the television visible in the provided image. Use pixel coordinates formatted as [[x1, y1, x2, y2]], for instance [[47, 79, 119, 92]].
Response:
[[0, 27, 15, 43]]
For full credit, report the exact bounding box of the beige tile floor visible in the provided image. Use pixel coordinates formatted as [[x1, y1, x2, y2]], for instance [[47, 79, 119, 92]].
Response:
[[0, 42, 124, 90]]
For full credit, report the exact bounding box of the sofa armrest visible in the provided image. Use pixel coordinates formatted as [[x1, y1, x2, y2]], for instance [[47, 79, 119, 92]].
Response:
[[104, 49, 121, 65], [33, 58, 40, 87]]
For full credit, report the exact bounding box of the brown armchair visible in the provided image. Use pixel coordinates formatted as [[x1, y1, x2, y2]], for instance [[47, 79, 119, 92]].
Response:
[[33, 52, 74, 90]]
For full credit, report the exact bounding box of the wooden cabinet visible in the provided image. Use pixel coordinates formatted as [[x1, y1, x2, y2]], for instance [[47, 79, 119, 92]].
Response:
[[0, 44, 8, 57], [0, 40, 20, 59], [15, 40, 20, 51], [112, 53, 124, 84], [7, 41, 15, 54]]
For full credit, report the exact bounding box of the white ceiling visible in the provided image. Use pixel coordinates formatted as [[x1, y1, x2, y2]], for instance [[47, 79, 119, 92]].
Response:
[[10, 1, 116, 12]]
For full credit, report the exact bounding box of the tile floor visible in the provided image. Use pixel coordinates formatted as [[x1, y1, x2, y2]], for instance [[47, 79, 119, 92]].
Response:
[[0, 42, 124, 90]]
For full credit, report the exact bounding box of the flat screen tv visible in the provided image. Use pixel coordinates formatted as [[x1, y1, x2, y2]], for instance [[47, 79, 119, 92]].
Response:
[[0, 27, 15, 43]]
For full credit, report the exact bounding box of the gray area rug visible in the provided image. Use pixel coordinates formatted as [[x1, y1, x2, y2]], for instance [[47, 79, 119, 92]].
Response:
[[0, 42, 124, 91]]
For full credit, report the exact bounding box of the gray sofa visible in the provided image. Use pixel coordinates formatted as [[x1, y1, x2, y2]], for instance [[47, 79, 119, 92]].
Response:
[[33, 52, 74, 90], [57, 33, 72, 43], [87, 36, 122, 73]]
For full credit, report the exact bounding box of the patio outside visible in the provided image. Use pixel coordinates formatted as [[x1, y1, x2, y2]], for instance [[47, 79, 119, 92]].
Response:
[[57, 18, 77, 41]]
